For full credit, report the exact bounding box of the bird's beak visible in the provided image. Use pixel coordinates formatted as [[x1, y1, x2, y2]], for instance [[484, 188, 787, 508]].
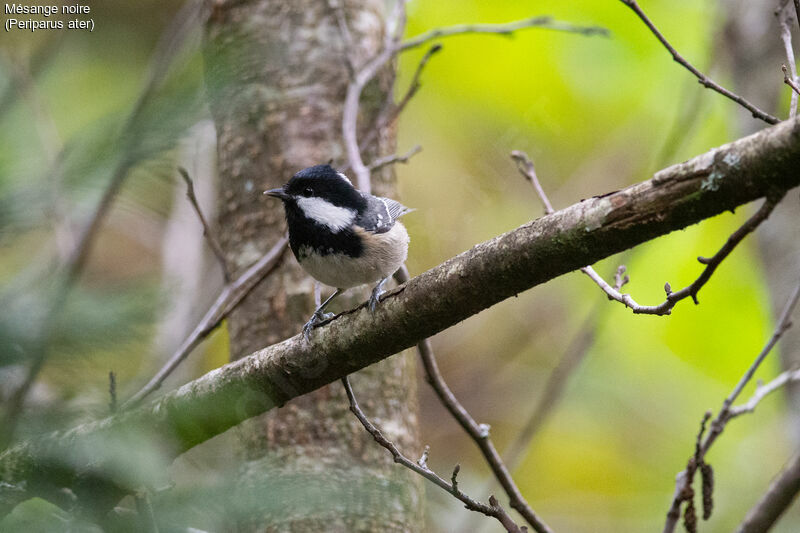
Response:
[[264, 187, 289, 200]]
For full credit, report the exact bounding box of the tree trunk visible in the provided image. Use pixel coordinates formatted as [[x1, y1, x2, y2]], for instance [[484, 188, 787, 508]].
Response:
[[203, 0, 423, 531]]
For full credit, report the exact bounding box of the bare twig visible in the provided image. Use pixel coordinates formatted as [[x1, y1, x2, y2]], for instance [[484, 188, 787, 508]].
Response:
[[511, 150, 553, 214], [618, 0, 779, 124], [177, 167, 231, 282], [341, 0, 408, 193], [511, 148, 778, 318], [728, 368, 800, 419], [367, 145, 422, 171], [394, 267, 553, 533], [358, 44, 442, 154], [400, 15, 609, 51], [341, 376, 528, 533], [663, 281, 800, 533], [783, 65, 800, 99], [123, 236, 288, 408], [344, 9, 609, 191], [778, 2, 799, 117], [393, 44, 441, 118], [581, 194, 783, 315]]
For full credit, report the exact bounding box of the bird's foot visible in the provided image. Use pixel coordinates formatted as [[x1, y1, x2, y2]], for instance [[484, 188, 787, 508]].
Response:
[[368, 286, 384, 312], [302, 310, 335, 342]]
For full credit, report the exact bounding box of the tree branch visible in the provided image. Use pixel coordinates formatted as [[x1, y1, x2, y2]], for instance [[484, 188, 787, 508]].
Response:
[[400, 16, 609, 52], [581, 195, 782, 315], [177, 167, 231, 282], [341, 376, 528, 533], [1, 116, 798, 511], [394, 267, 552, 533], [618, 0, 779, 124], [342, 9, 609, 192], [778, 2, 799, 117], [662, 281, 800, 533], [123, 236, 288, 408]]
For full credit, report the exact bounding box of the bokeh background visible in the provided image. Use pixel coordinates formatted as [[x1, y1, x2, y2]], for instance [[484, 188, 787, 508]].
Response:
[[1, 0, 798, 531]]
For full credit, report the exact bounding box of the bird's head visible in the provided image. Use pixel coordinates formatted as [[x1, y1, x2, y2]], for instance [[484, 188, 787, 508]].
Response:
[[264, 164, 366, 231]]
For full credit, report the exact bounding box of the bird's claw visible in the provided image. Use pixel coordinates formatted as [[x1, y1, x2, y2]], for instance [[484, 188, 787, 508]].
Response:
[[368, 288, 383, 312], [302, 310, 335, 342]]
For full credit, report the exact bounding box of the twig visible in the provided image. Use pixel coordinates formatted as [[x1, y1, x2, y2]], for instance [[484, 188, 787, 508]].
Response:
[[709, 282, 800, 436], [358, 44, 442, 155], [512, 147, 782, 315], [511, 147, 776, 318], [662, 281, 800, 533], [344, 9, 609, 191], [341, 0, 408, 193], [728, 368, 800, 419], [778, 2, 799, 117], [400, 15, 609, 51], [177, 167, 231, 282], [394, 44, 441, 118], [367, 145, 422, 171], [394, 266, 553, 533], [123, 236, 288, 408], [581, 194, 783, 315], [341, 376, 528, 533], [783, 65, 800, 98], [618, 0, 779, 124], [511, 150, 553, 214]]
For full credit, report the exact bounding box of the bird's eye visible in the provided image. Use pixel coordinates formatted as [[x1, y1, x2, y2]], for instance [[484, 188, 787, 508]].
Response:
[[302, 187, 314, 197]]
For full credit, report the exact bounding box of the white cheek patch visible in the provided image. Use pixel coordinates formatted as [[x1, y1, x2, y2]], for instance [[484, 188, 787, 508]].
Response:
[[296, 196, 356, 232]]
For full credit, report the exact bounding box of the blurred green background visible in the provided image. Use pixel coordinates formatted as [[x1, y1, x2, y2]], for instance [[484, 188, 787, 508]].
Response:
[[1, 0, 798, 531]]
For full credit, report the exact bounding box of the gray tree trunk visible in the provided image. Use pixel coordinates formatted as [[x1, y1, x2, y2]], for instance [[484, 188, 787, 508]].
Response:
[[203, 1, 423, 531]]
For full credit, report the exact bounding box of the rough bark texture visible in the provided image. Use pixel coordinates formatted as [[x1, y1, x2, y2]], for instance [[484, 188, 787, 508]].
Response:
[[2, 116, 798, 517], [202, 0, 422, 531]]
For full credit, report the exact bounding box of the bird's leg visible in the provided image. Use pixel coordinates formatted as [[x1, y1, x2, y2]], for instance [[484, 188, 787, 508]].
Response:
[[303, 288, 343, 341], [368, 277, 389, 312]]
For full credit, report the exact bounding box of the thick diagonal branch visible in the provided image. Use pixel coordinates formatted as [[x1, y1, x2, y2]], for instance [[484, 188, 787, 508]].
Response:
[[1, 117, 798, 510]]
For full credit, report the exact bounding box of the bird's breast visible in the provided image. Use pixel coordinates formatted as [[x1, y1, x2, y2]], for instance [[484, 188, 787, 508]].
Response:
[[296, 222, 409, 289]]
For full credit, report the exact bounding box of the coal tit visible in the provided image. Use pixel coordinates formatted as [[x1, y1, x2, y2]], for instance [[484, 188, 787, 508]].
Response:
[[264, 164, 413, 340]]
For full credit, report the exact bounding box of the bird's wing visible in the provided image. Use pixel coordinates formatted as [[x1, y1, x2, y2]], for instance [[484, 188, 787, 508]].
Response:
[[357, 194, 414, 234]]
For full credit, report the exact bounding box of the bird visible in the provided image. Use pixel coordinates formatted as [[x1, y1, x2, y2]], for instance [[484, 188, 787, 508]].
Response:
[[264, 164, 413, 340]]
